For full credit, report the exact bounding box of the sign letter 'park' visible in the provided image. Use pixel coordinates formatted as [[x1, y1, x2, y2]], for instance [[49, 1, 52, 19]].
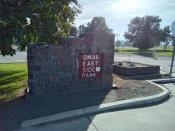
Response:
[[79, 54, 102, 79]]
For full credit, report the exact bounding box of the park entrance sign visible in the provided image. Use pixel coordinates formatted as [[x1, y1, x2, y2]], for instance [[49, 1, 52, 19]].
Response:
[[79, 53, 102, 79], [27, 17, 115, 96]]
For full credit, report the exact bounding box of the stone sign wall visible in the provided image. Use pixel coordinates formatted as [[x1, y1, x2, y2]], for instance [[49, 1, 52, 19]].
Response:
[[27, 17, 115, 96]]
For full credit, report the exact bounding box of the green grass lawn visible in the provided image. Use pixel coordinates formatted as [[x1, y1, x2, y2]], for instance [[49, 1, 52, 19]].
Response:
[[0, 63, 28, 103], [115, 48, 173, 57]]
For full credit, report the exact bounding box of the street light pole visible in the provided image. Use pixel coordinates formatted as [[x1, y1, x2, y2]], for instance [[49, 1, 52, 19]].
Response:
[[170, 40, 175, 77], [116, 34, 120, 41], [116, 34, 120, 49]]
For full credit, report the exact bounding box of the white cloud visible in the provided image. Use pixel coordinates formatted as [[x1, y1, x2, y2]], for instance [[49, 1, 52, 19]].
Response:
[[75, 0, 175, 40]]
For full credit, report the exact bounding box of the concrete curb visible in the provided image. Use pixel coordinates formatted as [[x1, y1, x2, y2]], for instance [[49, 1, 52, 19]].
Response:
[[118, 73, 161, 80], [21, 81, 170, 128], [84, 81, 169, 114], [150, 78, 175, 84]]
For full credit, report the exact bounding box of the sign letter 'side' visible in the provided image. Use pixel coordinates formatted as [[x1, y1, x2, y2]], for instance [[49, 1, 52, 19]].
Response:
[[79, 54, 102, 79]]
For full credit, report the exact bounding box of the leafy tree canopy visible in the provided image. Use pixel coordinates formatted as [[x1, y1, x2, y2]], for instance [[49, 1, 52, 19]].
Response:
[[0, 0, 81, 56], [124, 16, 162, 50], [79, 17, 112, 37], [160, 26, 171, 41], [160, 26, 171, 49]]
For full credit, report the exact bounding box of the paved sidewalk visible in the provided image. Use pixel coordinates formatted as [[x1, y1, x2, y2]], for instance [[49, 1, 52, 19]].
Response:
[[0, 80, 165, 130], [17, 83, 175, 131]]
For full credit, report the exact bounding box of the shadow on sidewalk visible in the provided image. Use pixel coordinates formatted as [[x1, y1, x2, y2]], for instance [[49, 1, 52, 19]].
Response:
[[0, 88, 111, 131]]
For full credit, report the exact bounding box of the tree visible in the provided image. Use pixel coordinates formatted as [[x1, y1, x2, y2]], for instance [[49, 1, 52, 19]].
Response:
[[116, 40, 122, 48], [160, 26, 171, 49], [69, 26, 78, 37], [124, 16, 162, 50], [0, 0, 81, 56], [78, 22, 91, 37], [123, 41, 133, 47], [79, 17, 112, 37]]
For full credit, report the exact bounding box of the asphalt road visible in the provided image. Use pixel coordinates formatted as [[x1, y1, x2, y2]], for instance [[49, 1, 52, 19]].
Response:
[[17, 83, 175, 131]]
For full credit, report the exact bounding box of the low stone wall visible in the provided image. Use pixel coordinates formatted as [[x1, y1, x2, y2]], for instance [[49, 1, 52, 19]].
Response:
[[27, 18, 115, 96], [113, 62, 160, 76]]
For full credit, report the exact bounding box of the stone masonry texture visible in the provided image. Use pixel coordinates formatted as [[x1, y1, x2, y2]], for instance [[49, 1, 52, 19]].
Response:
[[27, 17, 115, 97]]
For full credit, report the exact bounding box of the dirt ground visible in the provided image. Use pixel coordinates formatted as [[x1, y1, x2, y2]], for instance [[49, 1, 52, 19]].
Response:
[[104, 74, 163, 102]]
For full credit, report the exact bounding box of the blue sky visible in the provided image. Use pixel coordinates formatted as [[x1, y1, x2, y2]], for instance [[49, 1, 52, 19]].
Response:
[[75, 0, 175, 40]]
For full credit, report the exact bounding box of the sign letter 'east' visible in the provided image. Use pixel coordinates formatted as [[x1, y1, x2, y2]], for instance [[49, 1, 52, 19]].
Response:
[[79, 54, 102, 79]]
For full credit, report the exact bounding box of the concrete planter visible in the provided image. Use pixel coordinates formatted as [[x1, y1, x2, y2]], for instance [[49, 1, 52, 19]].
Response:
[[113, 61, 160, 76]]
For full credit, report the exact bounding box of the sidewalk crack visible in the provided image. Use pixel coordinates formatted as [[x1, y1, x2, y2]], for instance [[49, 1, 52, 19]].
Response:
[[83, 108, 100, 131]]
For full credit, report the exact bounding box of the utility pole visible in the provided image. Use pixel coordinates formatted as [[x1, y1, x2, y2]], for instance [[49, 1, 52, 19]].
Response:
[[170, 40, 175, 76], [170, 21, 175, 77]]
